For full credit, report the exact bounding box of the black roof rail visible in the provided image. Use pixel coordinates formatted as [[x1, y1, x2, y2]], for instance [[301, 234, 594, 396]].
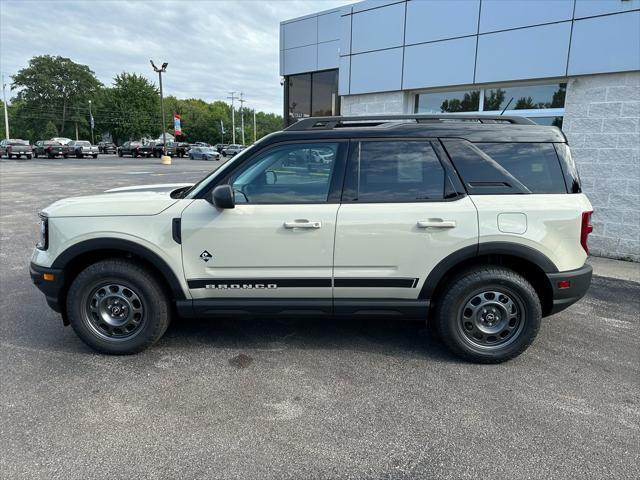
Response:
[[284, 114, 536, 131]]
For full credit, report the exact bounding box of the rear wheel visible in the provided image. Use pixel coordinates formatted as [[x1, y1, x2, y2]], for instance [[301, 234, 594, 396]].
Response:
[[27, 154, 32, 159], [66, 259, 171, 354], [117, 150, 123, 157], [92, 154, 98, 158], [433, 266, 541, 363]]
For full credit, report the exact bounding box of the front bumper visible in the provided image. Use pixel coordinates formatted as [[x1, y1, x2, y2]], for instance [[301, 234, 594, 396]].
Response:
[[30, 262, 65, 313], [546, 263, 593, 315]]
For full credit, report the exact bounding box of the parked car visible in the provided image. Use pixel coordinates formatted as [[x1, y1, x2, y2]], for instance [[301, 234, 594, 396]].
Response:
[[33, 140, 64, 158], [189, 146, 220, 161], [176, 142, 191, 157], [214, 143, 229, 153], [221, 144, 245, 157], [98, 142, 117, 154], [50, 137, 73, 146], [63, 140, 99, 158], [29, 114, 593, 362], [0, 139, 32, 159], [139, 142, 155, 158], [149, 142, 171, 157], [117, 141, 144, 157]]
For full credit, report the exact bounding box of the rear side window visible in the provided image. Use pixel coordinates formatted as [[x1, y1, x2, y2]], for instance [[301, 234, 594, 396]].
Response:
[[442, 140, 567, 194], [343, 141, 446, 202]]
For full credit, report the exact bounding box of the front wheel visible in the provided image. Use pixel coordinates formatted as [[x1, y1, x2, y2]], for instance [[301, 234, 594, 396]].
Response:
[[27, 154, 32, 159], [66, 259, 171, 354], [92, 154, 98, 158], [433, 266, 541, 364]]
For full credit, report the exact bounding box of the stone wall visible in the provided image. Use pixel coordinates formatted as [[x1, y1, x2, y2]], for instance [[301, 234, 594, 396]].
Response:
[[563, 72, 639, 262]]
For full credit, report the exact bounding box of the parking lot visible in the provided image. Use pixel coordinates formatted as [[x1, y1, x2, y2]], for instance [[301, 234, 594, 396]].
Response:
[[1, 155, 639, 479]]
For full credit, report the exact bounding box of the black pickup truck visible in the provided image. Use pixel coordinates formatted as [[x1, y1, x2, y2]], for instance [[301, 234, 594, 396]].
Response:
[[33, 140, 64, 158], [117, 141, 144, 157]]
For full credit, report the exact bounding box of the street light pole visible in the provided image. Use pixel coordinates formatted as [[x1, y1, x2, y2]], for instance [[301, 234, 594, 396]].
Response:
[[227, 92, 236, 144], [253, 108, 256, 143], [88, 100, 94, 144], [150, 60, 168, 155], [2, 74, 9, 139], [239, 92, 246, 145]]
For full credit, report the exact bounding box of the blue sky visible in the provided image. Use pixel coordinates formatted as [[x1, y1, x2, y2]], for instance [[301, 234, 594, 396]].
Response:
[[0, 0, 348, 114]]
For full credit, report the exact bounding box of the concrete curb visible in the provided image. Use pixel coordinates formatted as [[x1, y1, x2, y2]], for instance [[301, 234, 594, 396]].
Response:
[[588, 256, 640, 284]]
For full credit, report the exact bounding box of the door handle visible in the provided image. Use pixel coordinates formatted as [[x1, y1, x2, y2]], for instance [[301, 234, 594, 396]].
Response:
[[283, 220, 322, 229], [417, 219, 457, 229]]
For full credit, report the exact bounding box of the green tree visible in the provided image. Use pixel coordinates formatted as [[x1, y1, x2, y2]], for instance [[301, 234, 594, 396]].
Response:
[[483, 88, 506, 111], [11, 55, 102, 137], [440, 91, 480, 113], [43, 121, 58, 138], [101, 73, 160, 143]]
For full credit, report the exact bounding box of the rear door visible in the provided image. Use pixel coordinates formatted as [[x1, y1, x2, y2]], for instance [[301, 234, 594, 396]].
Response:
[[333, 139, 478, 308]]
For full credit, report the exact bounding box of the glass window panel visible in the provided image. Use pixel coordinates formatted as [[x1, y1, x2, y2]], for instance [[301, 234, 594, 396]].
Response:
[[311, 70, 338, 117], [348, 141, 445, 202], [529, 116, 563, 128], [230, 143, 338, 204], [474, 142, 567, 194], [287, 74, 311, 124], [483, 83, 566, 111], [415, 90, 480, 113]]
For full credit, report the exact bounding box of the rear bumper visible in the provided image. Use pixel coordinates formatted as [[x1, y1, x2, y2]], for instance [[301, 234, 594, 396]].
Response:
[[30, 262, 65, 313], [546, 263, 592, 315]]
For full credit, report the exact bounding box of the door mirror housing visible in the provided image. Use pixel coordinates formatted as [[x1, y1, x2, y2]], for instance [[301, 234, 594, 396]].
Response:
[[211, 185, 235, 209]]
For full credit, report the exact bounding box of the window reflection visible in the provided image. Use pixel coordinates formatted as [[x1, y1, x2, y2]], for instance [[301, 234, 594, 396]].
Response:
[[483, 83, 566, 111], [286, 70, 339, 125], [529, 116, 563, 128], [415, 90, 480, 113], [287, 74, 311, 124]]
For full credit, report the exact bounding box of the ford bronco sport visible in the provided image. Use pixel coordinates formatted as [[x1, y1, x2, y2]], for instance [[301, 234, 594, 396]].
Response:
[[30, 115, 593, 363]]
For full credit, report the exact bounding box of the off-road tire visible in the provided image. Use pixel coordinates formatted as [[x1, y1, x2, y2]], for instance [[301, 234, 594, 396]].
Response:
[[66, 259, 171, 354], [434, 266, 541, 364]]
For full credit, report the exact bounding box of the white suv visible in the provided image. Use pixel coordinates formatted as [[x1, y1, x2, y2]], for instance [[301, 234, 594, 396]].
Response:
[[30, 115, 593, 363]]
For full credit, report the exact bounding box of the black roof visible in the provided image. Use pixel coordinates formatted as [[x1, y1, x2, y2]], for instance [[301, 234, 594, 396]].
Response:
[[275, 115, 566, 143]]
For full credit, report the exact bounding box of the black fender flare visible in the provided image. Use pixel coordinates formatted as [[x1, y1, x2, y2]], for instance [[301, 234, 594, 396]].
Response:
[[52, 237, 186, 300], [419, 242, 558, 299]]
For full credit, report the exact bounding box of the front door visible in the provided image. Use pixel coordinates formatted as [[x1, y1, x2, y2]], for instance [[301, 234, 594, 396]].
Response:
[[181, 141, 347, 302], [333, 139, 478, 305]]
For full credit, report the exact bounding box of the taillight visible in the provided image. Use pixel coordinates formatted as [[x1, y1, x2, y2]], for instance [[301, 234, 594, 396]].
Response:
[[581, 211, 593, 254]]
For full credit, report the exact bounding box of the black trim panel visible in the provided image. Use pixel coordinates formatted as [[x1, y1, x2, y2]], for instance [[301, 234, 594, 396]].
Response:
[[418, 242, 559, 299], [334, 278, 418, 288], [52, 238, 186, 300], [30, 262, 65, 313], [546, 263, 592, 315], [176, 298, 429, 319], [187, 277, 420, 289], [187, 278, 331, 289], [172, 218, 181, 244]]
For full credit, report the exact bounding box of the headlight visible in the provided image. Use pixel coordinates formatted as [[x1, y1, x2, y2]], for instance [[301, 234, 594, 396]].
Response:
[[36, 214, 48, 250]]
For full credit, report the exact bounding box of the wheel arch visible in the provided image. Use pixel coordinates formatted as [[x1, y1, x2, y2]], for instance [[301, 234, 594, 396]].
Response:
[[421, 242, 557, 317], [52, 238, 186, 317]]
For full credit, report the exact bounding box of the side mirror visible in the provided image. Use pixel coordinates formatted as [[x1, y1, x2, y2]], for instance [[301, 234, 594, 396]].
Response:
[[211, 184, 235, 209]]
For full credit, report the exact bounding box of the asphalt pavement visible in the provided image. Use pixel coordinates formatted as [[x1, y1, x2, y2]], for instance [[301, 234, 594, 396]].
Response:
[[1, 155, 639, 479]]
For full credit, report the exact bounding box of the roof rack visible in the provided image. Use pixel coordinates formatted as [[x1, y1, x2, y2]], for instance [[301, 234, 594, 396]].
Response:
[[284, 114, 536, 131]]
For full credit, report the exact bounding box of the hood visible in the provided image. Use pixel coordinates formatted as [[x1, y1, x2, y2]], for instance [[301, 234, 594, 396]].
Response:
[[42, 184, 192, 218]]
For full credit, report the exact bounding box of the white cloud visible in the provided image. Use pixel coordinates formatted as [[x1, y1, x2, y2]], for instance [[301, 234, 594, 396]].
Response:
[[0, 0, 349, 114]]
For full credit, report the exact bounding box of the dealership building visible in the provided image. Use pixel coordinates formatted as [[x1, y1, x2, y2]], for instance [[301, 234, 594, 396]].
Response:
[[279, 0, 640, 261]]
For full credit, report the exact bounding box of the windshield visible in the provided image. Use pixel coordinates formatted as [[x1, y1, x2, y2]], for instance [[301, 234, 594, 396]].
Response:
[[77, 141, 91, 146], [9, 140, 28, 145]]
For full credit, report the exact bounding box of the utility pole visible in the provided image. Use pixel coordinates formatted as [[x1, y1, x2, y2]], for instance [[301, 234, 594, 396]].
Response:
[[2, 75, 9, 139], [88, 100, 94, 144], [150, 60, 169, 154], [220, 119, 224, 144], [239, 92, 246, 145], [253, 108, 256, 143], [227, 92, 237, 144]]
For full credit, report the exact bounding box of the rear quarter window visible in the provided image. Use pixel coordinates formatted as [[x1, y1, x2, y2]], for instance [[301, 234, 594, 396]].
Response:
[[442, 140, 567, 194]]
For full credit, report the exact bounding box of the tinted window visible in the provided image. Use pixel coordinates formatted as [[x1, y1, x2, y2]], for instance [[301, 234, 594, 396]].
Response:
[[345, 141, 445, 202], [312, 70, 338, 117], [475, 143, 567, 194], [230, 143, 338, 204], [287, 74, 311, 124]]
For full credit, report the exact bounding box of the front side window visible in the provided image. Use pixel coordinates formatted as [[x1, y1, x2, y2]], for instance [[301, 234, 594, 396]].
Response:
[[229, 143, 339, 204], [344, 141, 446, 202]]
